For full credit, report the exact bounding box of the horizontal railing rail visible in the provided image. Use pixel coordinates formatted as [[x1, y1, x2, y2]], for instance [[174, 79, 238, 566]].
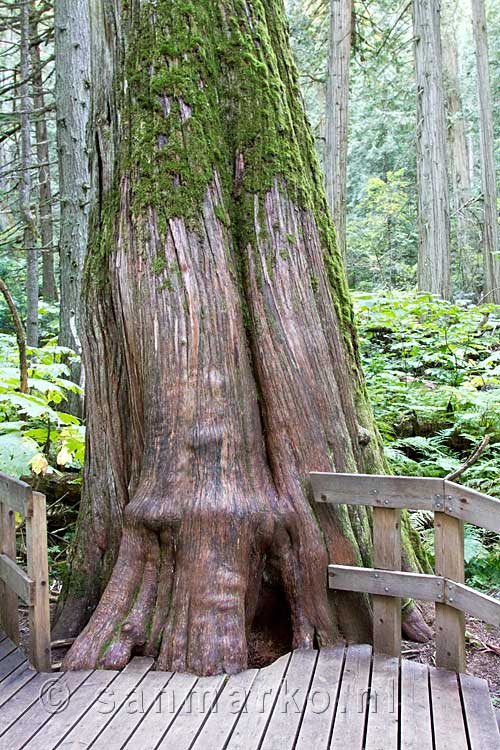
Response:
[[0, 472, 51, 671], [310, 472, 500, 672]]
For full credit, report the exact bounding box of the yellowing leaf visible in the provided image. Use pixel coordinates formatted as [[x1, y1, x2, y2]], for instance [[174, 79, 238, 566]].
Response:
[[56, 444, 73, 466], [29, 453, 49, 475]]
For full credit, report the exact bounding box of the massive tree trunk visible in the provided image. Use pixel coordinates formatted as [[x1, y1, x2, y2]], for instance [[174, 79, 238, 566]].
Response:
[[325, 0, 353, 258], [413, 0, 451, 299], [60, 0, 424, 675], [471, 0, 500, 304]]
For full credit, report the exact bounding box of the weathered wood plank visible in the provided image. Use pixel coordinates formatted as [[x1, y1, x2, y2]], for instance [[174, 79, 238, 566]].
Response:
[[89, 671, 174, 750], [364, 654, 399, 750], [58, 657, 154, 749], [27, 670, 120, 750], [26, 491, 51, 672], [447, 581, 500, 627], [430, 667, 468, 750], [434, 513, 466, 672], [0, 662, 36, 712], [400, 660, 432, 750], [459, 672, 500, 750], [119, 671, 199, 750], [260, 649, 318, 750], [191, 670, 259, 750], [0, 671, 64, 737], [0, 647, 26, 683], [0, 636, 18, 661], [295, 646, 345, 750], [445, 481, 500, 534], [0, 553, 34, 604], [310, 473, 437, 510], [328, 565, 444, 602], [372, 507, 401, 657], [156, 675, 226, 750], [226, 653, 292, 750], [329, 644, 372, 750], [0, 670, 93, 749], [0, 503, 20, 644], [0, 473, 32, 516]]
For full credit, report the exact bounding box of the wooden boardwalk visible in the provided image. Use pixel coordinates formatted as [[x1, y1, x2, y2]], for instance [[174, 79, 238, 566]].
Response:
[[0, 632, 498, 750]]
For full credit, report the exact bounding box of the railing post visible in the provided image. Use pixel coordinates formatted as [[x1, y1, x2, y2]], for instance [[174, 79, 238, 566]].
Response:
[[372, 506, 402, 657], [0, 500, 20, 644], [434, 509, 466, 672], [26, 491, 51, 671]]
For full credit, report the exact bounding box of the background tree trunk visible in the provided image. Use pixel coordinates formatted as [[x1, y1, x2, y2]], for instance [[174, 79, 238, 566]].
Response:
[[30, 2, 57, 303], [471, 0, 500, 303], [413, 0, 451, 299], [325, 0, 353, 258], [442, 15, 477, 294], [19, 0, 38, 348], [59, 0, 426, 674], [55, 0, 91, 353]]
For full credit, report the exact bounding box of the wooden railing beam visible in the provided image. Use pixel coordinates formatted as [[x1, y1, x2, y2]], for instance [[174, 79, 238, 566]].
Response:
[[26, 491, 51, 672], [0, 501, 20, 644], [313, 471, 500, 674], [372, 506, 401, 657], [0, 476, 51, 672], [434, 511, 466, 672]]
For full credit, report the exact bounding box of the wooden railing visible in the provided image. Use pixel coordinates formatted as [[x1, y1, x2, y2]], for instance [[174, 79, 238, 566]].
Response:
[[310, 472, 500, 673], [0, 472, 51, 671]]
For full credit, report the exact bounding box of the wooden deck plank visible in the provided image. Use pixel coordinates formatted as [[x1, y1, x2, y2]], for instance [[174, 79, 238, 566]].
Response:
[[0, 648, 27, 683], [0, 636, 18, 661], [400, 660, 432, 750], [156, 675, 226, 749], [56, 657, 154, 750], [0, 669, 92, 749], [429, 667, 468, 750], [365, 654, 399, 750], [190, 669, 259, 750], [295, 646, 345, 750], [226, 652, 292, 750], [0, 662, 37, 709], [0, 671, 62, 737], [460, 672, 500, 750], [259, 649, 317, 750], [0, 647, 497, 750], [26, 670, 119, 750], [329, 644, 372, 750], [88, 671, 174, 750], [120, 671, 199, 750]]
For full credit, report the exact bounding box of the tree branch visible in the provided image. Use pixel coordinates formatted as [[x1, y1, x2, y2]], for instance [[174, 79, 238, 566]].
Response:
[[0, 278, 28, 393], [445, 434, 491, 482]]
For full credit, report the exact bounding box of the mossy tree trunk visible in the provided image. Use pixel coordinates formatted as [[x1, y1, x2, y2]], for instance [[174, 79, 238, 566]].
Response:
[[59, 0, 425, 675]]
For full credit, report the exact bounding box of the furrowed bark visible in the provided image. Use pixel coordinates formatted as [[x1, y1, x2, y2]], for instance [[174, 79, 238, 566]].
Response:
[[413, 0, 451, 299], [61, 0, 428, 673], [471, 0, 500, 304], [19, 0, 38, 347], [325, 0, 353, 258], [55, 0, 91, 403], [442, 14, 477, 294], [30, 3, 57, 303]]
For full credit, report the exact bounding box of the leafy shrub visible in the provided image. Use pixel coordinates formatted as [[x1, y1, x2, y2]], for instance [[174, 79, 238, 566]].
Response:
[[355, 292, 500, 589], [0, 334, 85, 478]]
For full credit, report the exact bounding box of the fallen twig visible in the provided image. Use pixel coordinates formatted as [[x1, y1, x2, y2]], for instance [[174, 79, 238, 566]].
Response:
[[445, 435, 491, 482]]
